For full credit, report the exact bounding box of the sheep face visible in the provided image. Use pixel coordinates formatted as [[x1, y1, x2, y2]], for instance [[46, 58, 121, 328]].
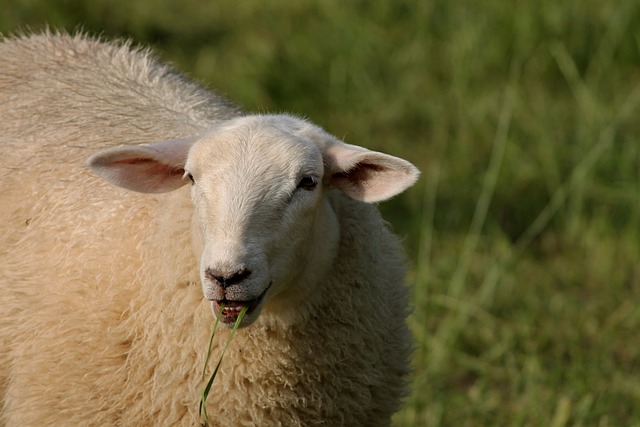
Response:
[[87, 114, 419, 327], [184, 118, 338, 326]]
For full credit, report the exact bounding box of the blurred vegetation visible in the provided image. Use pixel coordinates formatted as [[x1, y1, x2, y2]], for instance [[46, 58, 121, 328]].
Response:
[[3, 1, 640, 425]]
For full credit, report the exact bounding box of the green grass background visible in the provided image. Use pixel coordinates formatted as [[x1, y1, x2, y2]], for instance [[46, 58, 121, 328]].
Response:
[[3, 1, 640, 425]]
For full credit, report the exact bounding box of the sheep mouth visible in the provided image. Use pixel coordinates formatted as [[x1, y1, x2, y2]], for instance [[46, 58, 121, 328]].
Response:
[[210, 282, 272, 325]]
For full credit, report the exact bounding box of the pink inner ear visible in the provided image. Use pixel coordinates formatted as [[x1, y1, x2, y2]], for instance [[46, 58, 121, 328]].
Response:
[[87, 136, 197, 194], [326, 151, 419, 203], [112, 157, 156, 165], [332, 162, 383, 187], [331, 163, 391, 201], [113, 157, 185, 177]]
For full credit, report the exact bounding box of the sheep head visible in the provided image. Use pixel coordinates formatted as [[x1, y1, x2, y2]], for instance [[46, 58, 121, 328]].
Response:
[[87, 114, 419, 327]]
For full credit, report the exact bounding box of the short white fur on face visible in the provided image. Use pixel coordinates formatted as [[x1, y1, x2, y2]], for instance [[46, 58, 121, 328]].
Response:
[[87, 114, 420, 327], [184, 117, 331, 326]]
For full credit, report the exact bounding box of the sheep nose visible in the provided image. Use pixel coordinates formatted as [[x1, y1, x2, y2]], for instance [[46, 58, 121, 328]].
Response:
[[205, 267, 251, 288]]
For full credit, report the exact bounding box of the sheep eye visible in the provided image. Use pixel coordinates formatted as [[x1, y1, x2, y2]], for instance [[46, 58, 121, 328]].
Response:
[[185, 172, 195, 184], [297, 176, 318, 191]]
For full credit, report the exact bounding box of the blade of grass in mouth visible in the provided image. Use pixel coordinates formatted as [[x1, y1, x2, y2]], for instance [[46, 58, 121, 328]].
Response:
[[199, 303, 248, 426]]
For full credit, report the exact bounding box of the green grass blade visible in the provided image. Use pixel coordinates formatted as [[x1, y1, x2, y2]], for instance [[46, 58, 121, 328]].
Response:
[[199, 302, 223, 421], [200, 303, 223, 384], [199, 306, 247, 426]]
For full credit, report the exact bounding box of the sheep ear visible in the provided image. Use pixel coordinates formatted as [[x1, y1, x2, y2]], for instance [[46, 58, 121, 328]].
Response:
[[323, 142, 420, 203], [86, 137, 197, 193]]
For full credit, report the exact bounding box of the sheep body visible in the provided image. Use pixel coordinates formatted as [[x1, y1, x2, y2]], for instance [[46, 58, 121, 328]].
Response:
[[0, 32, 417, 426]]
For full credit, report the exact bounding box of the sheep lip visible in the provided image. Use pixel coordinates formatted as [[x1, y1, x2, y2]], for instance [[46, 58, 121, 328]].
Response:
[[211, 282, 272, 324]]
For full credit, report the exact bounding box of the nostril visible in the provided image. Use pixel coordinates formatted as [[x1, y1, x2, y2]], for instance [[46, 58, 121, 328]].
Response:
[[205, 267, 251, 288]]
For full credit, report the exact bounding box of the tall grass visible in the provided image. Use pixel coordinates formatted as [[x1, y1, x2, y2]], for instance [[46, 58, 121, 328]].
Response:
[[3, 1, 640, 425]]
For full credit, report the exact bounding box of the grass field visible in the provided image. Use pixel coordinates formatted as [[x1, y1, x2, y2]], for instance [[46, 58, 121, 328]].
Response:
[[3, 1, 640, 425]]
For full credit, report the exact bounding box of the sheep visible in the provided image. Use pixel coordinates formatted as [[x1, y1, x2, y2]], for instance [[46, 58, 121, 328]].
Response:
[[0, 32, 419, 426]]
